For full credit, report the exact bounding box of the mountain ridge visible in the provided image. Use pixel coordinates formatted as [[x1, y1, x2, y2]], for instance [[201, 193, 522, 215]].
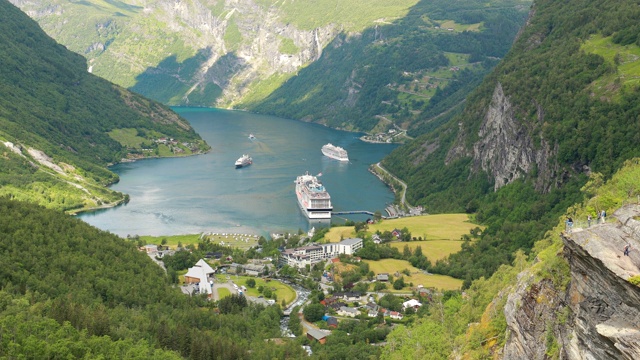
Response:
[[0, 0, 209, 213]]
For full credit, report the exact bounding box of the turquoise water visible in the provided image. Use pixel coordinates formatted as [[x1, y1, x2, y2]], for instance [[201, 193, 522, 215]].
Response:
[[78, 108, 398, 237]]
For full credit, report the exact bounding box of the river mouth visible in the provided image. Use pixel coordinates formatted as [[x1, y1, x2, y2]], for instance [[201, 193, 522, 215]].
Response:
[[79, 108, 398, 237]]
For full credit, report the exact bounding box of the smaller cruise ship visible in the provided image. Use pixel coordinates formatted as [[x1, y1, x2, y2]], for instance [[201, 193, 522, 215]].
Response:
[[235, 154, 252, 168], [321, 143, 349, 162]]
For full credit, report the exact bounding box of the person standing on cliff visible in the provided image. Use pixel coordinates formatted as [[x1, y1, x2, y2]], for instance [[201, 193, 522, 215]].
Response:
[[566, 217, 574, 232], [624, 244, 631, 256], [588, 214, 592, 227], [601, 210, 606, 223]]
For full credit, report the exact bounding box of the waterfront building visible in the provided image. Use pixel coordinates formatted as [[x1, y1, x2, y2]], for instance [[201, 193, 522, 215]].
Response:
[[278, 238, 363, 269]]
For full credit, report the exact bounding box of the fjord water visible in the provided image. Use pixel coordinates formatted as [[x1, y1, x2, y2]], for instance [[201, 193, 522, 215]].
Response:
[[79, 108, 398, 237]]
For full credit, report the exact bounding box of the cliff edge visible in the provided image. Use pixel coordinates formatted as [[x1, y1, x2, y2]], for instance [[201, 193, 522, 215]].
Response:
[[503, 204, 640, 359]]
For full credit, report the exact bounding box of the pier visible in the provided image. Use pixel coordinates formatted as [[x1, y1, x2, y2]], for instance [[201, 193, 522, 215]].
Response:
[[332, 210, 388, 218]]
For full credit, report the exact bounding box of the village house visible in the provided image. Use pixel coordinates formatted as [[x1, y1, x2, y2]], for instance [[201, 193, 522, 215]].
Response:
[[333, 291, 363, 303], [243, 263, 266, 276], [403, 299, 423, 310], [390, 311, 404, 320], [306, 329, 330, 344], [141, 244, 158, 253], [372, 234, 382, 244], [376, 273, 390, 282], [337, 306, 359, 318], [322, 315, 339, 329]]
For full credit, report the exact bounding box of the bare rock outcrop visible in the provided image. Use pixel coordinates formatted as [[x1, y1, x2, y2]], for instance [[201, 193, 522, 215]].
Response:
[[502, 205, 640, 359], [470, 83, 555, 192]]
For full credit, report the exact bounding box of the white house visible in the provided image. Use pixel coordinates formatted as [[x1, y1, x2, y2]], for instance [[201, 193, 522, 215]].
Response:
[[184, 259, 215, 296], [337, 306, 359, 318], [390, 311, 403, 320], [402, 299, 423, 310]]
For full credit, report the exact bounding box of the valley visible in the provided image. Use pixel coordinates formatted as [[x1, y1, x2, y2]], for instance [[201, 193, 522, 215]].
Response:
[[2, 0, 640, 358]]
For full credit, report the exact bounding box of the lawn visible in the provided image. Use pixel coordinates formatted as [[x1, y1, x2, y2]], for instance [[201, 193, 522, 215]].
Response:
[[215, 275, 296, 306], [368, 214, 480, 240], [217, 287, 231, 299], [364, 258, 462, 291], [390, 240, 464, 262], [325, 214, 481, 243], [139, 232, 260, 251], [325, 226, 359, 243], [140, 234, 202, 249]]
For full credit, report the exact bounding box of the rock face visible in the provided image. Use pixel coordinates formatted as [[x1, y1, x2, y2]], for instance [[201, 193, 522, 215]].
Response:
[[453, 82, 556, 192], [445, 81, 557, 193], [502, 205, 640, 359], [10, 0, 340, 106]]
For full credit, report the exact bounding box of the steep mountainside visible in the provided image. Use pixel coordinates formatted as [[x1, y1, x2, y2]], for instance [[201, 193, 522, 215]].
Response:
[[382, 0, 640, 279], [248, 0, 529, 133], [382, 158, 640, 359], [0, 0, 208, 213], [11, 0, 529, 134]]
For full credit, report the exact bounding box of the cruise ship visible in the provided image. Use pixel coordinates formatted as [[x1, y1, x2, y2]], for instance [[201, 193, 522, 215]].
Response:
[[295, 172, 332, 219], [235, 154, 252, 168], [321, 143, 349, 162]]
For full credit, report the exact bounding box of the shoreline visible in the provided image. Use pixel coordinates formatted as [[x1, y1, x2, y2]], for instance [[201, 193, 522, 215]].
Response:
[[71, 148, 211, 216]]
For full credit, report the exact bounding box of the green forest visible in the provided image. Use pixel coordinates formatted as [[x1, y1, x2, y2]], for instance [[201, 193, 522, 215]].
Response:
[[0, 197, 303, 359], [247, 0, 529, 135], [0, 0, 208, 213], [382, 0, 640, 282]]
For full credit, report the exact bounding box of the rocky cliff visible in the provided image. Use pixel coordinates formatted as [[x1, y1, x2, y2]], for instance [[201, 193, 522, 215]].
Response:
[[502, 205, 640, 359], [10, 0, 341, 106], [447, 81, 558, 192]]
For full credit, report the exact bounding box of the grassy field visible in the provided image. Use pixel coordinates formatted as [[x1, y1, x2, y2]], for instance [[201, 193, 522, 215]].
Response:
[[108, 128, 148, 148], [218, 287, 231, 298], [364, 259, 462, 290], [254, 0, 419, 31], [390, 240, 464, 262], [139, 232, 260, 250], [437, 20, 483, 32], [369, 214, 479, 240], [139, 234, 202, 249], [582, 34, 640, 98], [325, 214, 480, 242], [215, 275, 296, 305], [325, 226, 359, 243]]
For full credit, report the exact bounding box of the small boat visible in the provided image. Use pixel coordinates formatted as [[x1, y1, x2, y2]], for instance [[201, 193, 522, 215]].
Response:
[[249, 133, 256, 140], [235, 154, 252, 168]]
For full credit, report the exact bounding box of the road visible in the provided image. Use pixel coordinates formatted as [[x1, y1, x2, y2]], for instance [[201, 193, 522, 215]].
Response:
[[375, 162, 411, 209]]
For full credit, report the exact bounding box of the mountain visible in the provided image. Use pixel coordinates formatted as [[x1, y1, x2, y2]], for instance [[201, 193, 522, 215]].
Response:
[[10, 0, 530, 134], [0, 0, 209, 213], [248, 0, 530, 134], [381, 0, 640, 281]]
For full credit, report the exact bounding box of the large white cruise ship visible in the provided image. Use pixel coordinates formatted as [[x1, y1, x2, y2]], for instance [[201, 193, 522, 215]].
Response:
[[295, 172, 332, 219], [321, 143, 349, 162]]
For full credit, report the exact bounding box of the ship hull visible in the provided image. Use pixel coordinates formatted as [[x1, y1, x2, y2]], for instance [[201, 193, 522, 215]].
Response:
[[295, 173, 332, 220], [321, 149, 349, 162]]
